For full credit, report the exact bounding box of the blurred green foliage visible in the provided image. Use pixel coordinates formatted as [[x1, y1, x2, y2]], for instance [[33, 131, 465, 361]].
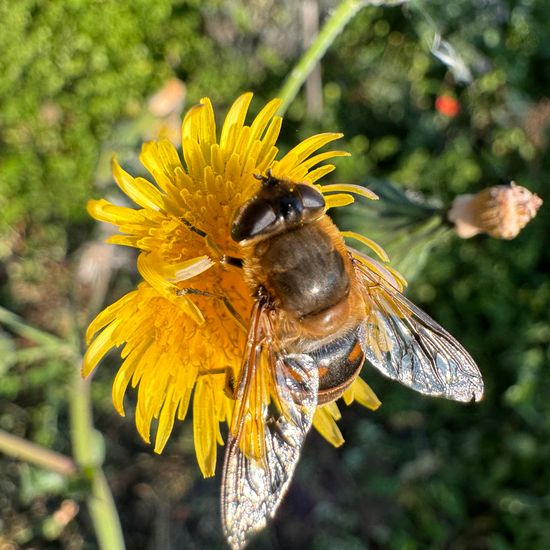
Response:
[[0, 0, 293, 230], [1, 0, 549, 549]]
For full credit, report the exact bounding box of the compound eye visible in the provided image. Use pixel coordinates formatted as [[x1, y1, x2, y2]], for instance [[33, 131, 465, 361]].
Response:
[[296, 184, 325, 218], [277, 193, 303, 221], [231, 199, 277, 242]]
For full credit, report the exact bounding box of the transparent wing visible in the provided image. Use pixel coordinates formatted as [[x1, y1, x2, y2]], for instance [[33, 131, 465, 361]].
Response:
[[221, 298, 318, 550], [352, 252, 484, 402]]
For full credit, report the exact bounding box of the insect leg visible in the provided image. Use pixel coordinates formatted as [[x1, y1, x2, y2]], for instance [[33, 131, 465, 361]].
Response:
[[180, 217, 243, 268], [196, 366, 237, 399], [177, 288, 247, 333]]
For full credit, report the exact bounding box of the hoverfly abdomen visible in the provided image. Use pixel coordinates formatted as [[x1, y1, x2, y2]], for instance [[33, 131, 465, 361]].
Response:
[[309, 326, 365, 405]]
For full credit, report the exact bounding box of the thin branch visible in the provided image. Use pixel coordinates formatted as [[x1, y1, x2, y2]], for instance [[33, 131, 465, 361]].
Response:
[[277, 0, 409, 115], [0, 305, 72, 352], [0, 429, 77, 476], [69, 364, 126, 550]]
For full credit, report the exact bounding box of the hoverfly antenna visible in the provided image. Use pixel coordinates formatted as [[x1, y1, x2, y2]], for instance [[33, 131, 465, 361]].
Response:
[[254, 168, 279, 188]]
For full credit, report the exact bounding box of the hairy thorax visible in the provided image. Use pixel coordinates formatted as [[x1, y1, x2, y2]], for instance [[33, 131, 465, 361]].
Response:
[[258, 223, 348, 310], [245, 218, 360, 343]]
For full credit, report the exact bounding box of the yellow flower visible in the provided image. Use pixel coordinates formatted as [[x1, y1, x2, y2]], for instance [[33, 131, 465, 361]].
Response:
[[83, 93, 381, 477]]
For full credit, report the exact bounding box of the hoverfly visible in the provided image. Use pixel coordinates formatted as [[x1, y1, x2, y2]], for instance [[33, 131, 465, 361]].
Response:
[[221, 171, 484, 549]]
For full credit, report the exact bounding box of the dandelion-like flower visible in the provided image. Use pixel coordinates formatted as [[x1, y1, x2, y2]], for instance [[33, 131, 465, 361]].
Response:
[[83, 93, 382, 477]]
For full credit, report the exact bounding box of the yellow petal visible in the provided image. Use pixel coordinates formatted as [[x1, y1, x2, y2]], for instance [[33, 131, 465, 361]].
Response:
[[312, 405, 345, 447], [181, 138, 207, 181], [277, 132, 343, 172], [177, 388, 193, 421], [135, 382, 154, 444], [305, 164, 336, 183], [210, 143, 226, 176], [233, 125, 252, 165], [155, 383, 178, 454], [181, 103, 204, 142], [196, 97, 217, 158], [137, 252, 177, 296], [177, 296, 206, 326], [319, 183, 378, 201], [106, 234, 139, 248], [341, 231, 390, 263], [300, 150, 351, 171], [82, 320, 120, 377], [352, 377, 382, 411], [194, 378, 218, 478], [248, 98, 282, 145], [85, 290, 137, 344], [139, 140, 184, 194], [167, 256, 214, 282], [136, 254, 206, 325], [112, 157, 165, 211], [112, 339, 151, 416], [87, 199, 145, 225], [256, 117, 282, 171], [325, 193, 355, 209], [324, 400, 342, 421], [220, 92, 253, 151]]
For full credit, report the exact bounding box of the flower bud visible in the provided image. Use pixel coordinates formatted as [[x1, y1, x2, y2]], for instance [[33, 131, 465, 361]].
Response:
[[448, 182, 543, 239]]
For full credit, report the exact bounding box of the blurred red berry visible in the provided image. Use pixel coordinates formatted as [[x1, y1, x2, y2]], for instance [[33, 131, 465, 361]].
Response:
[[435, 95, 460, 117]]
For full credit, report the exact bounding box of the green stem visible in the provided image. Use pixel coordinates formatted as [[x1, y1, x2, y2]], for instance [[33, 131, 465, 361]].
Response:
[[13, 345, 72, 365], [0, 305, 71, 351], [277, 0, 408, 115], [0, 429, 77, 476], [69, 364, 126, 550]]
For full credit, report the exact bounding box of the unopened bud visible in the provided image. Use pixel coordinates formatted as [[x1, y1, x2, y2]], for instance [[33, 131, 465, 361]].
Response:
[[448, 182, 543, 239]]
